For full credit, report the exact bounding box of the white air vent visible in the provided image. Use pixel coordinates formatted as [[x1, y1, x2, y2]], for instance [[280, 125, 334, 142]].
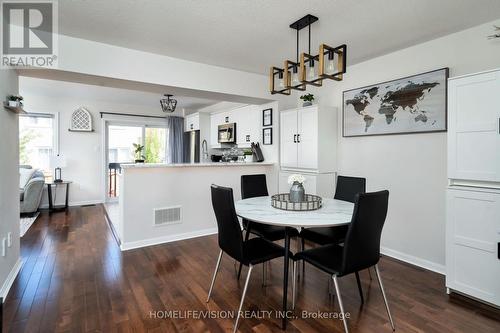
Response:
[[154, 206, 182, 226]]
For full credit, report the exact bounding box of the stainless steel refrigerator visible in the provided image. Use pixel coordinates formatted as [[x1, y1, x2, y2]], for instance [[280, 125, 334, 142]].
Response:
[[183, 130, 200, 163]]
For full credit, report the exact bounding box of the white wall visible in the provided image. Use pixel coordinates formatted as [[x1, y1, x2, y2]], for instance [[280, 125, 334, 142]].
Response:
[[43, 34, 272, 104], [0, 69, 21, 301], [304, 19, 500, 272]]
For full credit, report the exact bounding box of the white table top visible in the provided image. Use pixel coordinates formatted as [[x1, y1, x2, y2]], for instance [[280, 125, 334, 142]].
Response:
[[235, 196, 355, 228]]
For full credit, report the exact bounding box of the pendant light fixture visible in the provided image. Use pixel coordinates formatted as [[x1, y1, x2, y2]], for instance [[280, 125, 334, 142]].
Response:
[[269, 14, 347, 95], [160, 94, 178, 113]]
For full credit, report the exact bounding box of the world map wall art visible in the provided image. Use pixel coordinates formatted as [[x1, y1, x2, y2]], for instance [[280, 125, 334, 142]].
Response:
[[343, 68, 448, 137]]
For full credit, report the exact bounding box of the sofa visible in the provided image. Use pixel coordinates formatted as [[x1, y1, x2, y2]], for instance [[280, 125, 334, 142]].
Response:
[[19, 165, 45, 216]]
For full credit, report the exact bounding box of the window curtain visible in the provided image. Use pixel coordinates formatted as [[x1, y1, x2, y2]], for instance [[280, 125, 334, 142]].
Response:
[[167, 116, 184, 163]]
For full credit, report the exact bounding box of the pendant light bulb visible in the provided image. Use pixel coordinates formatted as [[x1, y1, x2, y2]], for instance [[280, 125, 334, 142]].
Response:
[[278, 71, 285, 89], [291, 66, 299, 85], [326, 51, 335, 74], [307, 63, 316, 80]]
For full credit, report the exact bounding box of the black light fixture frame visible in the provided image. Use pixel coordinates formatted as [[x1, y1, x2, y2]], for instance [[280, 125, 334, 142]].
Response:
[[270, 66, 291, 95], [269, 14, 347, 94], [319, 43, 347, 81], [160, 94, 178, 113]]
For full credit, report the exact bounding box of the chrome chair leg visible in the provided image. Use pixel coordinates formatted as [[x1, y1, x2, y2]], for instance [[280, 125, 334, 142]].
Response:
[[332, 275, 349, 333], [233, 265, 253, 333], [292, 260, 297, 310], [374, 264, 395, 331], [206, 250, 223, 303]]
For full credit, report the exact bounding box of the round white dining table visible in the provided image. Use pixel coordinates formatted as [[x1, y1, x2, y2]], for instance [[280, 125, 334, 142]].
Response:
[[235, 196, 355, 329]]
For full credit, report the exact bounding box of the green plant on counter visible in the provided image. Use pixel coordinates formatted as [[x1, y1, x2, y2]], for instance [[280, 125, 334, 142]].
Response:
[[243, 149, 253, 156], [133, 143, 145, 161]]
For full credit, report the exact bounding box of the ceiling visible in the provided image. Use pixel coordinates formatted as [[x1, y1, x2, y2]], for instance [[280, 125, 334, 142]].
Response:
[[58, 0, 500, 74], [19, 76, 219, 112]]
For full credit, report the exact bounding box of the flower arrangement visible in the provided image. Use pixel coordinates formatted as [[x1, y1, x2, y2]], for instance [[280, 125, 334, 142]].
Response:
[[288, 174, 305, 185]]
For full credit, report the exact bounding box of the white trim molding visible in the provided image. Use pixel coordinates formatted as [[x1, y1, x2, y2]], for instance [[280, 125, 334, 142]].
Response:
[[0, 259, 22, 302], [381, 246, 445, 275], [120, 227, 218, 251]]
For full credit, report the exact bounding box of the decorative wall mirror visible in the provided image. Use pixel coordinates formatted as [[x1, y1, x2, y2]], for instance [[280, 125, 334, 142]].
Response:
[[69, 107, 93, 132]]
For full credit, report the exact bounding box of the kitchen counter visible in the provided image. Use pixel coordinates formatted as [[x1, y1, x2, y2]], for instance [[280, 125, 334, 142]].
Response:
[[121, 162, 274, 169], [117, 160, 277, 251]]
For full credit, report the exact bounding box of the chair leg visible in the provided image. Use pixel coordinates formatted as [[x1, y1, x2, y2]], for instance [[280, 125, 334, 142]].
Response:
[[233, 265, 254, 333], [238, 228, 252, 280], [301, 237, 305, 272], [368, 267, 373, 280], [332, 275, 349, 333], [374, 264, 395, 331], [292, 260, 297, 310], [354, 271, 364, 304], [206, 250, 223, 302]]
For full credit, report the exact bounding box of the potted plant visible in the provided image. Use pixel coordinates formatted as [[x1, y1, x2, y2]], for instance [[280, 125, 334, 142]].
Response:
[[133, 143, 145, 163], [299, 93, 314, 107], [7, 94, 23, 107], [288, 174, 306, 202], [243, 149, 253, 162]]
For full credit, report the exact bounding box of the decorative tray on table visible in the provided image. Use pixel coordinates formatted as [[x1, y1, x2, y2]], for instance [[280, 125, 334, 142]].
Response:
[[271, 193, 322, 211]]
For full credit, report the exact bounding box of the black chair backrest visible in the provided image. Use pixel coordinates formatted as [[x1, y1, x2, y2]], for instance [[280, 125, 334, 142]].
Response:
[[211, 185, 244, 261], [335, 176, 366, 203], [241, 174, 269, 199], [340, 190, 389, 276]]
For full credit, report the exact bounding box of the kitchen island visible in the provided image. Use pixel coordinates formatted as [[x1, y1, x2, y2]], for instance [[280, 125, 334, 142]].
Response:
[[115, 162, 275, 250]]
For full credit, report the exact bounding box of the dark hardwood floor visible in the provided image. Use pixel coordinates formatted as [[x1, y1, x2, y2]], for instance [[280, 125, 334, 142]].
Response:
[[3, 205, 500, 332]]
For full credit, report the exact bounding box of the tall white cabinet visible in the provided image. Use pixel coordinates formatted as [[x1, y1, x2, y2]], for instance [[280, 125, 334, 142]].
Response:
[[279, 105, 337, 197], [446, 68, 500, 307]]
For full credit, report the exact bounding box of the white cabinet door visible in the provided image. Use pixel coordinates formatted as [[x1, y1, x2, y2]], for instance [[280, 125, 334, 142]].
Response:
[[280, 109, 298, 169], [297, 106, 318, 170], [448, 71, 500, 182], [446, 188, 500, 306]]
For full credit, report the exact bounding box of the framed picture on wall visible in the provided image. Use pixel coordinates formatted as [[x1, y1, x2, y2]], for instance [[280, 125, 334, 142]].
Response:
[[262, 127, 273, 145], [342, 67, 449, 137], [263, 108, 273, 126]]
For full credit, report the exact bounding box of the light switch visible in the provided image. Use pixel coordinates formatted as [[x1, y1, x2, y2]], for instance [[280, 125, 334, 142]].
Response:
[[1, 238, 6, 257], [7, 232, 12, 247]]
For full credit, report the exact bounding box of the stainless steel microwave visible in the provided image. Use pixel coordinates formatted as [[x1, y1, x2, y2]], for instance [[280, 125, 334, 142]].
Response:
[[218, 123, 237, 143]]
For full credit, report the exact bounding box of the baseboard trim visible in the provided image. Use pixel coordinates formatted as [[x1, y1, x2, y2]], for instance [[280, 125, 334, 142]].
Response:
[[381, 246, 445, 275], [120, 227, 218, 251], [0, 258, 22, 302], [39, 199, 103, 209]]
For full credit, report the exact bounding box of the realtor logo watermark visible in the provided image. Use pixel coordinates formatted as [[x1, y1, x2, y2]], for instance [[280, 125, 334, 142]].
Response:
[[1, 0, 58, 68]]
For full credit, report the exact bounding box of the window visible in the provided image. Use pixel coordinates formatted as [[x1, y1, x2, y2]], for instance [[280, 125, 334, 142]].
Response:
[[145, 127, 167, 163], [19, 113, 56, 177]]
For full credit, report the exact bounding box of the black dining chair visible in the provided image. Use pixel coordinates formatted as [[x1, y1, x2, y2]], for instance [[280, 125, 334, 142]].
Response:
[[300, 175, 366, 246], [238, 174, 299, 280], [292, 190, 395, 333], [207, 184, 291, 333], [300, 175, 367, 301]]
